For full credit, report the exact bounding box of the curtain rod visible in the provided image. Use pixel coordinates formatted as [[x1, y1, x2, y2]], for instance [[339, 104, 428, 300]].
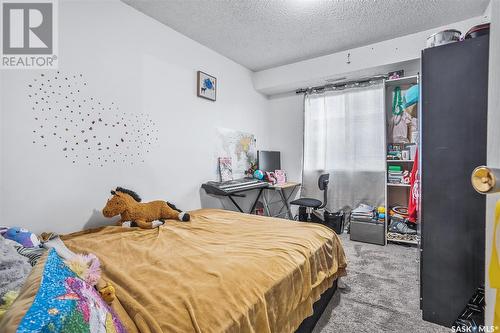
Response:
[[295, 74, 388, 95]]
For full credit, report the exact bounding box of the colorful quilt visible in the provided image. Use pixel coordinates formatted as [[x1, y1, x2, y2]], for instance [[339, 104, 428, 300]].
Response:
[[17, 249, 124, 333]]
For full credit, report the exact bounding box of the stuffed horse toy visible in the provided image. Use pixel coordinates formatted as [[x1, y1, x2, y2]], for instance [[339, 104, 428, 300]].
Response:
[[102, 187, 190, 229]]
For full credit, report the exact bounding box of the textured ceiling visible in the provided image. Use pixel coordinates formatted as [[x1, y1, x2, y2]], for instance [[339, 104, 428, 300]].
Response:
[[122, 0, 489, 71]]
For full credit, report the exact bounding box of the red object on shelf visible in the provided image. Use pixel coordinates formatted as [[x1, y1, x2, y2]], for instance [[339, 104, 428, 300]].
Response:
[[407, 148, 419, 223]]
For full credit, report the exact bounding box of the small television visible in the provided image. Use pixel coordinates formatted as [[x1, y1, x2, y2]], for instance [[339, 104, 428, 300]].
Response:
[[258, 151, 281, 172]]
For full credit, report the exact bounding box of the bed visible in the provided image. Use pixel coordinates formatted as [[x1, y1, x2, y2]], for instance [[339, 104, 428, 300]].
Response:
[[1, 209, 346, 333]]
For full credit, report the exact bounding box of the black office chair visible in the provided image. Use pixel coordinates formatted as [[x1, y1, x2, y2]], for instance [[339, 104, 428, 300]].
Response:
[[291, 174, 329, 221]]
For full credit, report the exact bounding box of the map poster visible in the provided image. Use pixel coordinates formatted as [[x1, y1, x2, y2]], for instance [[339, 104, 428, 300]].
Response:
[[216, 128, 257, 179]]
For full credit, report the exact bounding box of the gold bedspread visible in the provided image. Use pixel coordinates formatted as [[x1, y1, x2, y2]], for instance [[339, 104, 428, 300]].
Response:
[[5, 208, 347, 333]]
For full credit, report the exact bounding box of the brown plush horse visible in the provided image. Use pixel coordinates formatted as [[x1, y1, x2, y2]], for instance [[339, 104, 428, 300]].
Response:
[[102, 187, 190, 229]]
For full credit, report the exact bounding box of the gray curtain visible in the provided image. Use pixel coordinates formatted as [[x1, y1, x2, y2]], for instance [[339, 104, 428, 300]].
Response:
[[302, 83, 385, 211]]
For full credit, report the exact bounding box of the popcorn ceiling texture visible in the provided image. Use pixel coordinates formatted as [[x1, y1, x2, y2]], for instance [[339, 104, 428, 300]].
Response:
[[122, 0, 489, 71]]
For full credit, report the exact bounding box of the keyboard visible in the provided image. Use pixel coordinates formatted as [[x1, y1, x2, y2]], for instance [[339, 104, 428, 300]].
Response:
[[202, 178, 269, 195], [218, 179, 260, 189]]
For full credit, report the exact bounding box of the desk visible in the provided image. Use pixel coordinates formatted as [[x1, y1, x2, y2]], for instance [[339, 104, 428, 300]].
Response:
[[262, 182, 301, 220]]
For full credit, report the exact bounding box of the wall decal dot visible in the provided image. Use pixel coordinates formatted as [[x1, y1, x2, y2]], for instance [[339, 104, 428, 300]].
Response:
[[29, 72, 159, 166]]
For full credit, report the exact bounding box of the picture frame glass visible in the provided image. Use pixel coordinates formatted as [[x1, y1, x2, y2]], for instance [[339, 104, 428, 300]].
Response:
[[198, 71, 216, 101]]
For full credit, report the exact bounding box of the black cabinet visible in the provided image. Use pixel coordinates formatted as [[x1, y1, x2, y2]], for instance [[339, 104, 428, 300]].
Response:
[[421, 35, 489, 327]]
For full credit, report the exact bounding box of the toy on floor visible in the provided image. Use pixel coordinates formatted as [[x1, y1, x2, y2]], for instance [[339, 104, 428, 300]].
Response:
[[102, 187, 190, 229], [1, 227, 41, 248]]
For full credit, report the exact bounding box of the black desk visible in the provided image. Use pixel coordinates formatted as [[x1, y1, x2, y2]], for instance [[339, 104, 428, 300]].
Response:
[[202, 179, 269, 214]]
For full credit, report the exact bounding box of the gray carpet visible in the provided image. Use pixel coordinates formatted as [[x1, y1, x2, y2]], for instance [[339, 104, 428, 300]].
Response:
[[312, 234, 449, 333]]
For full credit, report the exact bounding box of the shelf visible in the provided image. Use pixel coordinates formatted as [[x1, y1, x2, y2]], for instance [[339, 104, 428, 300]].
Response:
[[387, 232, 419, 245], [387, 160, 414, 162], [387, 183, 410, 187], [387, 237, 419, 245], [385, 75, 419, 87]]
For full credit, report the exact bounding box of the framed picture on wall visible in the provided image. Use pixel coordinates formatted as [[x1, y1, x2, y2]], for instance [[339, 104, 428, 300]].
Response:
[[197, 71, 217, 101]]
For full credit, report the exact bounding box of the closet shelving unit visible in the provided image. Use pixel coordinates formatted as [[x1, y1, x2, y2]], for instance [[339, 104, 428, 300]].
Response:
[[384, 75, 419, 246]]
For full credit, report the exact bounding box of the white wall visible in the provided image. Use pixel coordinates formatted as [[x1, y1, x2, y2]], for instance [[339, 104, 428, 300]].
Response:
[[0, 70, 3, 223], [267, 93, 304, 184], [266, 59, 420, 191], [485, 0, 500, 326], [260, 6, 491, 190], [261, 16, 455, 191], [254, 16, 490, 95], [0, 0, 270, 233], [1, 0, 493, 234]]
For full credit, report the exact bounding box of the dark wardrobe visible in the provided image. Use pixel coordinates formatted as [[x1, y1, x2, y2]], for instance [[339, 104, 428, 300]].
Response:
[[420, 35, 489, 327]]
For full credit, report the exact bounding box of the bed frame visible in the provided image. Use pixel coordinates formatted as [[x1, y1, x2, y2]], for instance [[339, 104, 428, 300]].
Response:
[[295, 279, 338, 333]]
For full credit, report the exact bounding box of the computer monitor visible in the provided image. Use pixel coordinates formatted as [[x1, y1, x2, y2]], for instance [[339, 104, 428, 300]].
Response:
[[258, 151, 281, 172]]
